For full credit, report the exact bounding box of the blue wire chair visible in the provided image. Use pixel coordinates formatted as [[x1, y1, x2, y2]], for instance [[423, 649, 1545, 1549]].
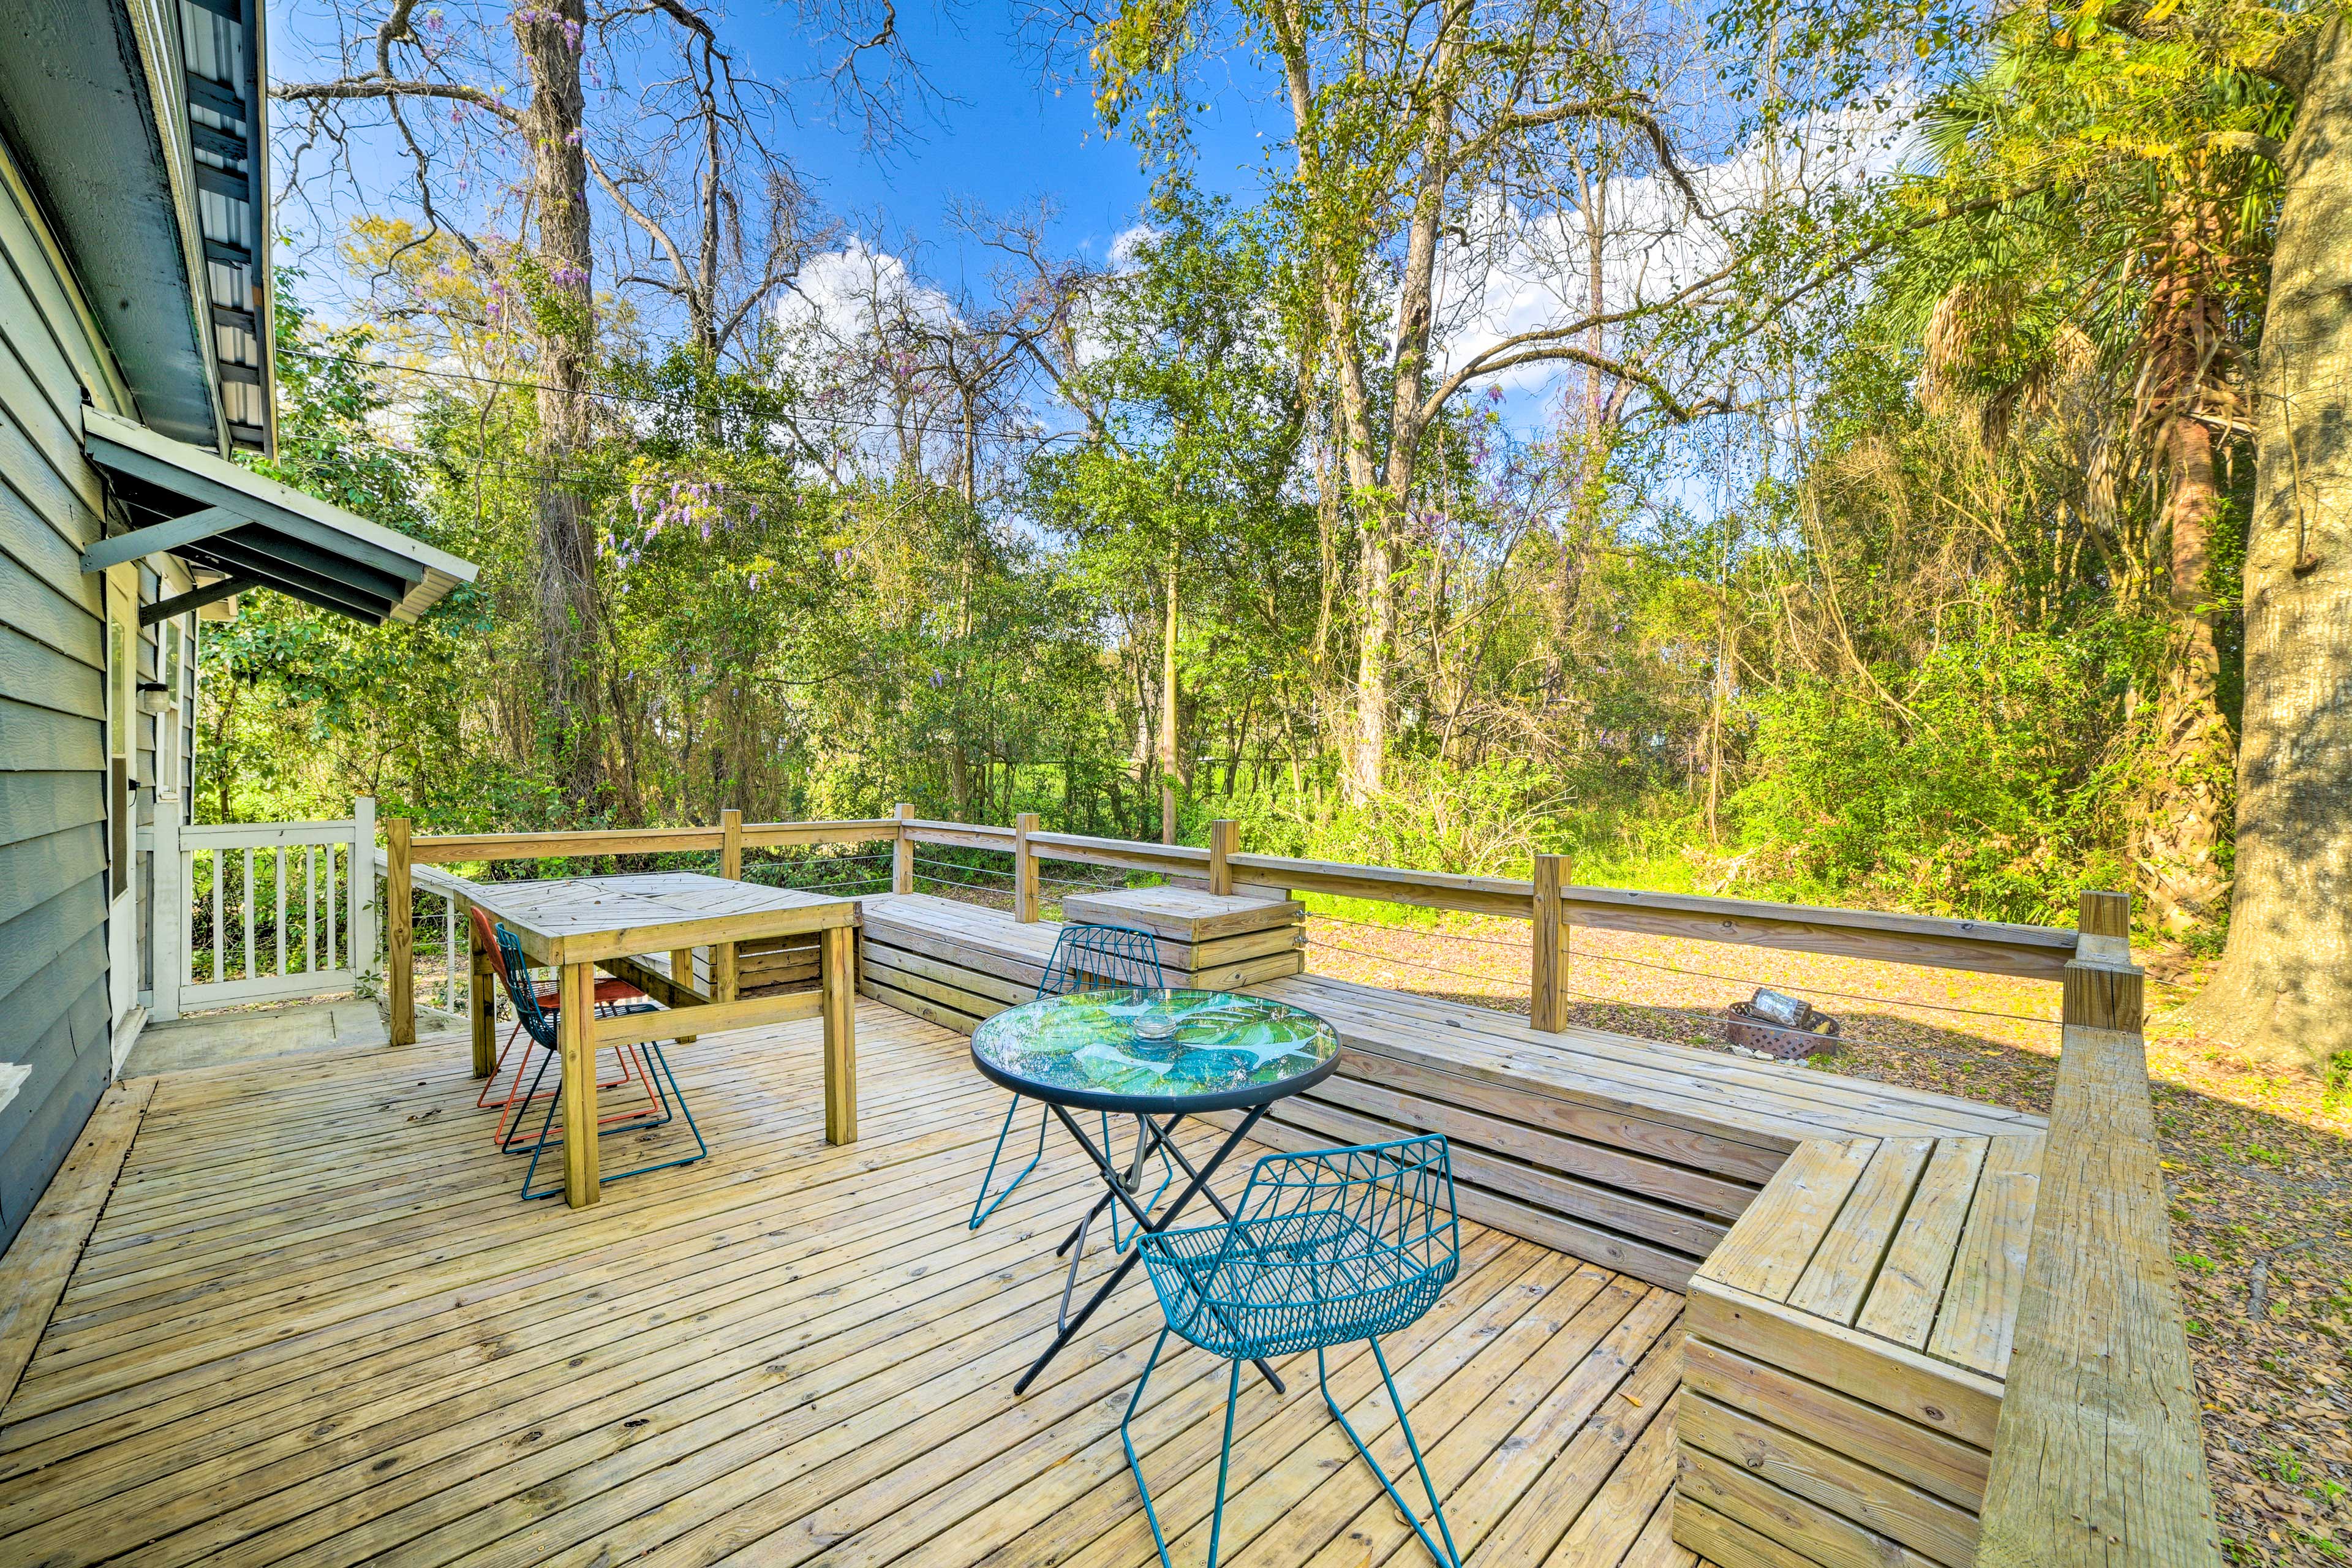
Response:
[[493, 924, 709, 1202], [1124, 1134, 1464, 1568], [968, 921, 1172, 1233]]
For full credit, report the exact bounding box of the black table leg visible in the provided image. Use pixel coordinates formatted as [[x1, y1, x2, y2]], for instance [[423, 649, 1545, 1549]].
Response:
[[1055, 1111, 1174, 1261], [1014, 1105, 1283, 1397]]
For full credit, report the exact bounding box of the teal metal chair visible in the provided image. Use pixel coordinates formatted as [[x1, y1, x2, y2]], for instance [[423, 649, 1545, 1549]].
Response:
[[968, 921, 1171, 1232], [492, 923, 709, 1202], [1124, 1134, 1464, 1568]]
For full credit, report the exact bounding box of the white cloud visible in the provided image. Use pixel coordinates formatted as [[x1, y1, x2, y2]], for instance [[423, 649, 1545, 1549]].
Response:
[[1430, 94, 1917, 414], [1107, 224, 1158, 270], [774, 238, 961, 347]]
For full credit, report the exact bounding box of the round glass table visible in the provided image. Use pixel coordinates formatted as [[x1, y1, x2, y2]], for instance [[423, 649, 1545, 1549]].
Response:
[[969, 987, 1343, 1115], [970, 987, 1343, 1395]]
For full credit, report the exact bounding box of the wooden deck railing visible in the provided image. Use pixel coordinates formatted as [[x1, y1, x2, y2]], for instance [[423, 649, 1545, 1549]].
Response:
[[375, 809, 2218, 1564], [1978, 893, 2220, 1568], [383, 804, 2089, 1044]]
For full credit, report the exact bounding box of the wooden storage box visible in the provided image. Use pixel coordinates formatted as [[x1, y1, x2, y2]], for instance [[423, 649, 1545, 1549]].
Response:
[[1057, 886, 1306, 987], [1675, 1133, 2043, 1568], [854, 888, 1306, 1036]]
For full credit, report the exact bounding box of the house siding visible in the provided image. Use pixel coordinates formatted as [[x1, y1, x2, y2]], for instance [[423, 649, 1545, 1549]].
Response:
[[0, 146, 124, 1251]]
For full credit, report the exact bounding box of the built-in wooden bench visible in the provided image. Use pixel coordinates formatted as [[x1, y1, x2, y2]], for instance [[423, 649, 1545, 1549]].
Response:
[[651, 932, 822, 1003], [1676, 1133, 2041, 1568], [848, 895, 2041, 1292]]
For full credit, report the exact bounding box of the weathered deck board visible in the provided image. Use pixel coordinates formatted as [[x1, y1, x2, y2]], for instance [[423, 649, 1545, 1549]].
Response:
[[0, 999, 1683, 1567]]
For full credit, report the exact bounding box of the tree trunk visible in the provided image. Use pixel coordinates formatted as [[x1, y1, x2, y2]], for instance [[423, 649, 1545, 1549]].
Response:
[[1161, 549, 1179, 844], [2185, 18, 2352, 1069], [2127, 202, 2236, 936], [1349, 10, 1461, 803], [2133, 416, 2236, 935], [514, 1, 602, 811]]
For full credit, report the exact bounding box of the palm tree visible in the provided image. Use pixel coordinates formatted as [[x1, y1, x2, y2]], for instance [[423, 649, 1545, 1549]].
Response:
[[1885, 19, 2285, 938]]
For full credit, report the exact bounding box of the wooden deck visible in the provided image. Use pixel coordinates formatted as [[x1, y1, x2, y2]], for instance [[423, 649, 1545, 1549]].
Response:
[[0, 1000, 1694, 1567]]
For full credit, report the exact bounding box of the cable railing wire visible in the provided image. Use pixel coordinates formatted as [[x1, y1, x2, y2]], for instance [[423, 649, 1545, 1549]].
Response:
[[913, 851, 1012, 883], [1305, 912, 2056, 1028], [1305, 935, 1521, 990], [912, 864, 1014, 895]]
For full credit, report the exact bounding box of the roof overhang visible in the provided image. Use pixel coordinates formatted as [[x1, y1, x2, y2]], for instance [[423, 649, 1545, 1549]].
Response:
[[80, 406, 478, 626], [0, 0, 273, 454]]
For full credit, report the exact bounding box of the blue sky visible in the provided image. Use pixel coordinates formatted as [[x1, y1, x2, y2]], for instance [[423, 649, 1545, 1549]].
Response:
[[268, 1, 1277, 296], [725, 3, 1291, 284]]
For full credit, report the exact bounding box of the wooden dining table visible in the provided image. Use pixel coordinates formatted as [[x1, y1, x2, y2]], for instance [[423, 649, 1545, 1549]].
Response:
[[462, 872, 860, 1208]]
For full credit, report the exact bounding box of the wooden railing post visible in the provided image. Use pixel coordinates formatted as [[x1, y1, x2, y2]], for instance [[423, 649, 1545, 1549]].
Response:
[[2064, 888, 2140, 1031], [467, 900, 495, 1078], [716, 808, 743, 1001], [720, 807, 743, 881], [1530, 853, 1567, 1031], [892, 802, 914, 894], [1013, 812, 1040, 921], [387, 816, 414, 1047], [1208, 819, 1237, 898]]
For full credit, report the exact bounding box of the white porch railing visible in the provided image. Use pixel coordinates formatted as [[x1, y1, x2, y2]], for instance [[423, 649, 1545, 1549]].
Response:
[[150, 798, 379, 1020], [372, 848, 477, 1017]]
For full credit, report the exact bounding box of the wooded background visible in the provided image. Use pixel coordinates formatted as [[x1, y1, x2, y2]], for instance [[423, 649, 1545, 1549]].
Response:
[[214, 0, 2352, 1074]]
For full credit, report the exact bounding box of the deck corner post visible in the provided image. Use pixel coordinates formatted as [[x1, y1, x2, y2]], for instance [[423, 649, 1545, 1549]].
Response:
[[2078, 887, 2132, 940], [1530, 853, 1568, 1032], [2064, 888, 2141, 1033], [892, 802, 914, 894], [388, 816, 414, 1047], [1208, 819, 1238, 898], [1014, 812, 1041, 921]]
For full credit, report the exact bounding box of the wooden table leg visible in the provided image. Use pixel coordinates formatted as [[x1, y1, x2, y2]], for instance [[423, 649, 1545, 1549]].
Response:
[[670, 946, 698, 1044], [715, 939, 739, 1003], [469, 908, 496, 1079], [558, 960, 600, 1207], [821, 925, 856, 1145]]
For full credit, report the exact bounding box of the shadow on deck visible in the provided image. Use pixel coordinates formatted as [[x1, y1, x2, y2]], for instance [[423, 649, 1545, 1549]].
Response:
[[0, 1000, 1689, 1568]]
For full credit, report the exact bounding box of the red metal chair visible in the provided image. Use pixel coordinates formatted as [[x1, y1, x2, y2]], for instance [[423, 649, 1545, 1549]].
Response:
[[467, 905, 658, 1147]]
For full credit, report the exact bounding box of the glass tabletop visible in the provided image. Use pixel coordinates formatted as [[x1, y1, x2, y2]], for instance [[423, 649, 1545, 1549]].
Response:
[[970, 988, 1343, 1114]]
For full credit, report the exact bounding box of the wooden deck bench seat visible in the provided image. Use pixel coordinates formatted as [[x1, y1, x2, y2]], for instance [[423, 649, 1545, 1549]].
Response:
[[1675, 1132, 2043, 1568], [848, 895, 2043, 1296], [1228, 972, 2040, 1291]]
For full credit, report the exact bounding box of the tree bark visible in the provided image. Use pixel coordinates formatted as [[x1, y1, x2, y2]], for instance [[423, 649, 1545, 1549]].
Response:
[[2131, 204, 2236, 936], [515, 0, 603, 810], [2186, 17, 2352, 1069]]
